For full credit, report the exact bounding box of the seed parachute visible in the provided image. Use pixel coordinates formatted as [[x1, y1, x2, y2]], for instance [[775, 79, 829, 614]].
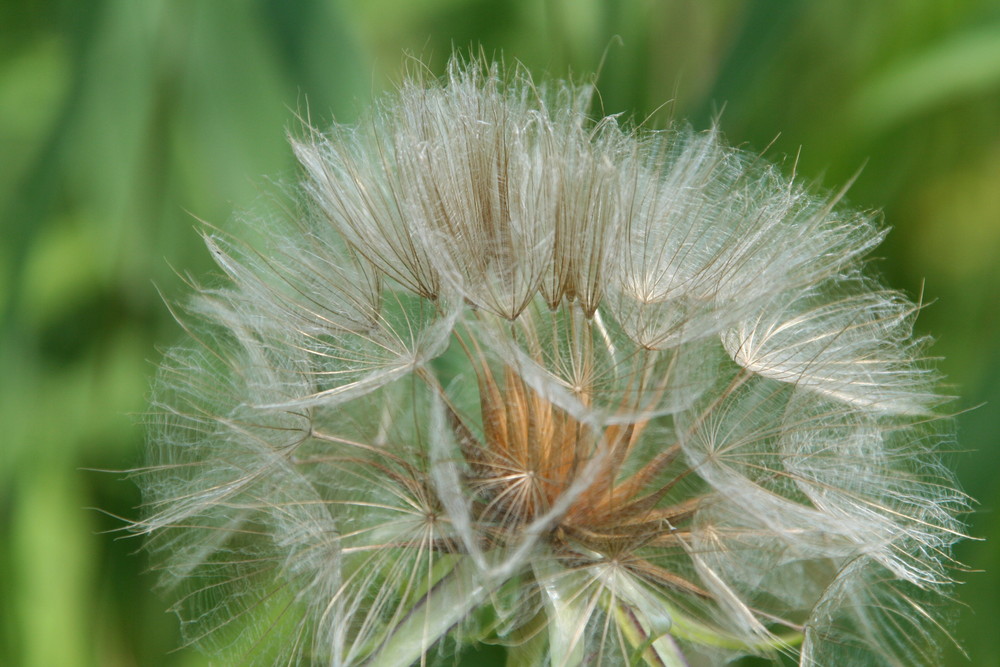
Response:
[[133, 57, 967, 666]]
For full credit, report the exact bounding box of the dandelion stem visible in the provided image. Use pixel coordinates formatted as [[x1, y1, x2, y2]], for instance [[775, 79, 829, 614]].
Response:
[[368, 558, 487, 667]]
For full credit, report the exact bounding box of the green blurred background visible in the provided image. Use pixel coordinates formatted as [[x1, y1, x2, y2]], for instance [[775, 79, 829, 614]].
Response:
[[2, 1, 998, 665]]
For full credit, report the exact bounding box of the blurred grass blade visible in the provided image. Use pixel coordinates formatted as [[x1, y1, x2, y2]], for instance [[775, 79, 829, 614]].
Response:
[[852, 25, 1000, 133]]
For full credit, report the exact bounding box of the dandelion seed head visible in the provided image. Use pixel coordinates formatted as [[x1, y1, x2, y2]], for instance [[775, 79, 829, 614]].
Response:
[[134, 56, 967, 666]]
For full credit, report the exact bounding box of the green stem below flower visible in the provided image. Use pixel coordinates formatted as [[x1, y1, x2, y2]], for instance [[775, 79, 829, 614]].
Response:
[[368, 558, 488, 667]]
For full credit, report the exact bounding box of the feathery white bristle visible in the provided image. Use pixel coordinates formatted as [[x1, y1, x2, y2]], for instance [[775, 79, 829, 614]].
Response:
[[135, 56, 966, 666]]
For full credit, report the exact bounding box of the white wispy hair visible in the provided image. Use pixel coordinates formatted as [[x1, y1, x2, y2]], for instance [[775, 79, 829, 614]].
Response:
[[133, 57, 967, 666]]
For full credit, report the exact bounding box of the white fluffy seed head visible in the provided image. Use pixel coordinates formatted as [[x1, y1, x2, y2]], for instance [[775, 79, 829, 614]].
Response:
[[135, 57, 966, 666]]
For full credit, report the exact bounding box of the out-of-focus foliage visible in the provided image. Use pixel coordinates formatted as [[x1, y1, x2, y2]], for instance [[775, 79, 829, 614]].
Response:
[[1, 1, 996, 665]]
